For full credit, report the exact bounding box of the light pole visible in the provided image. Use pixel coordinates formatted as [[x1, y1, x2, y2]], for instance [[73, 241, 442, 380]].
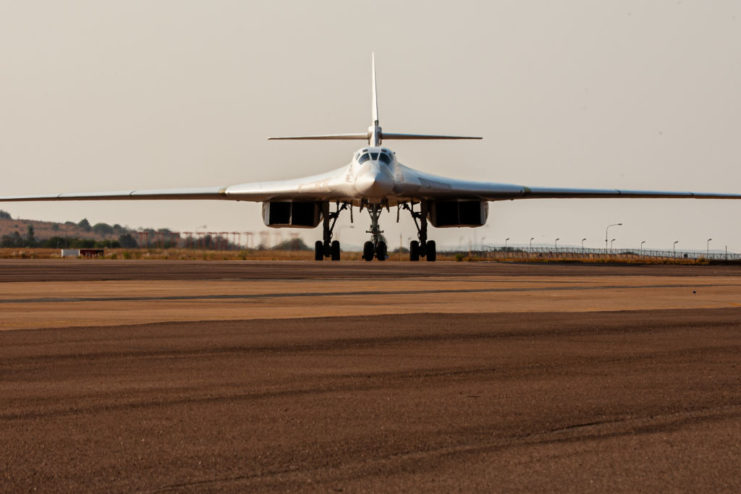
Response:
[[640, 240, 646, 255], [605, 223, 623, 252], [554, 238, 560, 249], [529, 237, 535, 251], [673, 240, 679, 257], [504, 237, 510, 249], [581, 238, 587, 250], [707, 238, 712, 256], [611, 238, 616, 251]]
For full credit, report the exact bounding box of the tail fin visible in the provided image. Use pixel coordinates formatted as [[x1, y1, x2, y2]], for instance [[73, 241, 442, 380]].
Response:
[[372, 52, 379, 126], [268, 54, 482, 144]]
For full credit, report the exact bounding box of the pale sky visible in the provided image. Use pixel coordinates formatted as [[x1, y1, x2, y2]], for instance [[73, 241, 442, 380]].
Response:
[[1, 0, 740, 251]]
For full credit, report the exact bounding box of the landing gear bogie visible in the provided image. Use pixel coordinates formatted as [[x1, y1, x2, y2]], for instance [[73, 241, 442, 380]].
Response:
[[363, 241, 374, 261], [314, 202, 348, 261], [376, 241, 387, 261], [426, 240, 436, 262], [403, 202, 436, 262], [330, 240, 341, 261], [409, 240, 420, 261]]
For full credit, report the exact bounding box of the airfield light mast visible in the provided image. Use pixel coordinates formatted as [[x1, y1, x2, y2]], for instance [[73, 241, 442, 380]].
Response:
[[605, 223, 622, 252]]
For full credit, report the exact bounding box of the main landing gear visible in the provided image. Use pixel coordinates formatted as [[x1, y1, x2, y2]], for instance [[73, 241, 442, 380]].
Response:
[[313, 201, 437, 262], [362, 204, 387, 261], [402, 202, 436, 262], [314, 202, 348, 261]]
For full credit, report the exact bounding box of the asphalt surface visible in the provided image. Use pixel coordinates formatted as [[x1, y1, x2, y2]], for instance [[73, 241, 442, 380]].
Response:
[[2, 258, 741, 282], [1, 261, 740, 492], [2, 310, 740, 492]]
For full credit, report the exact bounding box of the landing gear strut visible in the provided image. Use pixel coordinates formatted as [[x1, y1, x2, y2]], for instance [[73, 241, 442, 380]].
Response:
[[363, 204, 387, 261], [315, 202, 348, 261], [402, 202, 436, 262]]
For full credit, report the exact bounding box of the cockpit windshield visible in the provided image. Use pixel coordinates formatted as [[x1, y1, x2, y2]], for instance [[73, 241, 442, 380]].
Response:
[[357, 149, 393, 165]]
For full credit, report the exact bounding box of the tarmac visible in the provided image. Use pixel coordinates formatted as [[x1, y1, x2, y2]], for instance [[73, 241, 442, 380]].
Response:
[[1, 260, 740, 492]]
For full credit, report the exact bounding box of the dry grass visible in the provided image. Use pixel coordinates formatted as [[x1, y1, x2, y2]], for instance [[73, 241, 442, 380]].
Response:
[[1, 248, 736, 264]]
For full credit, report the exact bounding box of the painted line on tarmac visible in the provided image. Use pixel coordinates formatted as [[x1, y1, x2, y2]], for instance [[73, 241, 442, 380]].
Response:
[[1, 283, 738, 304]]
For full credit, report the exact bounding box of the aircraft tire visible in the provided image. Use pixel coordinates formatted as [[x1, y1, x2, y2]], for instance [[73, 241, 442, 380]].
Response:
[[363, 241, 374, 261], [314, 241, 324, 261], [426, 240, 437, 262], [331, 240, 341, 261], [409, 241, 420, 261], [376, 241, 387, 261]]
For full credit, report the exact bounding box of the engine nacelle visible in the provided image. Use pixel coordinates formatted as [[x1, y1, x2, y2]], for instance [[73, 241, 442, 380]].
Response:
[[427, 200, 488, 228], [262, 201, 322, 228]]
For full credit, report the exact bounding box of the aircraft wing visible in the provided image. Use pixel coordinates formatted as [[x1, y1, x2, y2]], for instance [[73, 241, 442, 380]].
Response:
[[0, 186, 231, 202], [514, 186, 741, 200], [0, 168, 353, 203], [400, 168, 741, 201]]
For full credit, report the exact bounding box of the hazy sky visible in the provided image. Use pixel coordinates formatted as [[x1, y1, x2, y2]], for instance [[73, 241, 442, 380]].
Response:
[[1, 1, 740, 251]]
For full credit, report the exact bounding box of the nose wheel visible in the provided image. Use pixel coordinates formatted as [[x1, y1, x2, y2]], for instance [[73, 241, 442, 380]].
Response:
[[362, 204, 387, 261]]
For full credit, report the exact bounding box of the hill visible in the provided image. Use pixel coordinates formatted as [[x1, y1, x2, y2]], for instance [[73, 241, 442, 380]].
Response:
[[0, 213, 125, 242], [0, 210, 179, 248], [0, 210, 255, 251]]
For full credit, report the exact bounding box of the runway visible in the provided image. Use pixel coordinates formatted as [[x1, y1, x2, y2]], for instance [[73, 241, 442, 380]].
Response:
[[1, 261, 740, 492]]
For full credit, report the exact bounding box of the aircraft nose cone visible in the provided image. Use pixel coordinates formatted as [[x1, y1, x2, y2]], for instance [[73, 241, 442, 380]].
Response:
[[355, 164, 394, 197]]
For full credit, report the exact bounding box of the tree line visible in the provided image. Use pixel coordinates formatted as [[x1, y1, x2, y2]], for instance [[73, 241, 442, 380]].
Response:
[[0, 225, 140, 249]]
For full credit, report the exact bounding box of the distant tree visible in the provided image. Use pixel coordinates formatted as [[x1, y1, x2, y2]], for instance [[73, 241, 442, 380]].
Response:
[[201, 234, 214, 250], [0, 210, 11, 219], [1, 231, 23, 247], [26, 225, 35, 246], [41, 237, 70, 248], [273, 238, 310, 251], [118, 233, 138, 248], [73, 239, 96, 248], [77, 218, 92, 231], [92, 222, 114, 236], [52, 223, 60, 231], [95, 239, 121, 248]]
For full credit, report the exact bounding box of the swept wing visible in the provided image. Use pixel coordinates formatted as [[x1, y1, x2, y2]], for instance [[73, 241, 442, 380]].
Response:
[[393, 166, 741, 201], [0, 167, 355, 203]]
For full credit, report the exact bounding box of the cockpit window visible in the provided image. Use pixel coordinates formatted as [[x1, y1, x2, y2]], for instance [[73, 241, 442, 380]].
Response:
[[358, 150, 393, 165]]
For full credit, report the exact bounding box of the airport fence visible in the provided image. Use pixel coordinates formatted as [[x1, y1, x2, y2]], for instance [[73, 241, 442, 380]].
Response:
[[453, 245, 741, 262]]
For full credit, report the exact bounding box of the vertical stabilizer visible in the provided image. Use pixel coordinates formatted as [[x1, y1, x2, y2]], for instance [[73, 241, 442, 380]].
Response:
[[370, 53, 381, 146], [371, 53, 379, 125]]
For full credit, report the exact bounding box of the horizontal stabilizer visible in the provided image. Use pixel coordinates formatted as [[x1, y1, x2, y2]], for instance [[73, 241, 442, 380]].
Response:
[[269, 132, 482, 143], [268, 133, 368, 141], [381, 132, 482, 140]]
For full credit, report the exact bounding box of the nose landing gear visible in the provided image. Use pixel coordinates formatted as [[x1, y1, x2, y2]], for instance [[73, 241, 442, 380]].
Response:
[[363, 204, 387, 261]]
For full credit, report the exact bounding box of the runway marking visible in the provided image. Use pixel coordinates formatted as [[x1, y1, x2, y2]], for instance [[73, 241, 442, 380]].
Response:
[[1, 282, 738, 304]]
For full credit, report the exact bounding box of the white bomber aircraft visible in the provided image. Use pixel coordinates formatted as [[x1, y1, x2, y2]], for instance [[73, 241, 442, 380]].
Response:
[[2, 55, 741, 261]]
